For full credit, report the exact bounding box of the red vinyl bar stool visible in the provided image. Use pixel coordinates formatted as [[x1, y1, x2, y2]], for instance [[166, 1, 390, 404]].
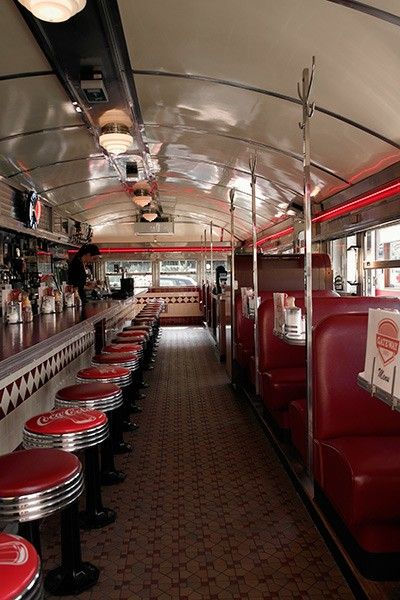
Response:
[[55, 382, 131, 457], [23, 408, 115, 530], [92, 352, 142, 419], [103, 342, 146, 392], [112, 332, 154, 370], [76, 367, 130, 484], [0, 449, 98, 596], [0, 533, 43, 600]]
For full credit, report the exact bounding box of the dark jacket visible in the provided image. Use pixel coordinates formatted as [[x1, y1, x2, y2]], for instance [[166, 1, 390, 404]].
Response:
[[67, 256, 87, 302]]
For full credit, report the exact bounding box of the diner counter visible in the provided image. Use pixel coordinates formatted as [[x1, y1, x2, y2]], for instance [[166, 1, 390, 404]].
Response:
[[0, 298, 137, 381]]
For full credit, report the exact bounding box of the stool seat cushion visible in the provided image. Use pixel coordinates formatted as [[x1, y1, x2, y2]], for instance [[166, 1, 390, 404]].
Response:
[[113, 337, 144, 344], [78, 366, 130, 380], [92, 352, 138, 364], [0, 449, 81, 497], [103, 344, 142, 353], [117, 332, 146, 339], [0, 533, 40, 600], [25, 408, 107, 435], [56, 382, 120, 401]]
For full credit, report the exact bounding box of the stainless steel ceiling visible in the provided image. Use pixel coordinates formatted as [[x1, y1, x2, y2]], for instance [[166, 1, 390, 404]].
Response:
[[1, 0, 400, 243]]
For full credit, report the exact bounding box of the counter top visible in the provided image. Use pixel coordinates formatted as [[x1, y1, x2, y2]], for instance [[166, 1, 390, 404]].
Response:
[[0, 298, 136, 381]]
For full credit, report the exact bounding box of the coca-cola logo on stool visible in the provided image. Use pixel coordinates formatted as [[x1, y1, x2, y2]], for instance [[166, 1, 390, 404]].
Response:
[[376, 318, 399, 366], [0, 540, 28, 565], [36, 407, 97, 426]]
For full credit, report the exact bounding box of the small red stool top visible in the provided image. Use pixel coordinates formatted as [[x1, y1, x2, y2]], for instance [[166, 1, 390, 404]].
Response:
[[77, 366, 130, 380], [117, 332, 146, 340], [122, 328, 149, 335], [56, 382, 120, 402], [103, 344, 142, 353], [0, 533, 40, 600], [0, 449, 81, 497], [92, 352, 139, 364], [25, 408, 107, 436]]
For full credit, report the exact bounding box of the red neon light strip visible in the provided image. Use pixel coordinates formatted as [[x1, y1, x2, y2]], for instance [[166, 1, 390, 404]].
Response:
[[256, 178, 400, 247], [256, 227, 294, 247], [68, 246, 230, 254], [312, 179, 400, 224]]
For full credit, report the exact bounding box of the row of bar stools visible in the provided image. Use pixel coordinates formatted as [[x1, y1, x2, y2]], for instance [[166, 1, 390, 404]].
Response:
[[0, 532, 43, 600], [0, 448, 98, 595], [23, 407, 115, 530]]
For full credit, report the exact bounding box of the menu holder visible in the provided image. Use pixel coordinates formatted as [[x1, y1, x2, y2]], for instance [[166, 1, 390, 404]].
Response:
[[357, 308, 400, 411]]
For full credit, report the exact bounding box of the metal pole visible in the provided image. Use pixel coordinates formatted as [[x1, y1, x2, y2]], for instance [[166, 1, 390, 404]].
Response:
[[250, 154, 259, 396], [204, 228, 207, 283], [230, 189, 236, 371], [298, 57, 316, 479], [210, 221, 214, 287]]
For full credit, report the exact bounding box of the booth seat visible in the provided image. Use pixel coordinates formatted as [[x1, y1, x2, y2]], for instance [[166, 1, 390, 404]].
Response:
[[235, 289, 337, 384], [313, 313, 400, 554], [288, 296, 400, 461]]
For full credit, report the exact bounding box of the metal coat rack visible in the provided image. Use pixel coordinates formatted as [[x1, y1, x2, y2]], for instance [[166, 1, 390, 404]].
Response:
[[250, 154, 260, 396], [298, 56, 316, 479]]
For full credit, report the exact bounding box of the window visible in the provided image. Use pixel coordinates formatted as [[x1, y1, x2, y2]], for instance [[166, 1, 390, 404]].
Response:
[[160, 260, 197, 286], [364, 223, 400, 296], [105, 260, 152, 291]]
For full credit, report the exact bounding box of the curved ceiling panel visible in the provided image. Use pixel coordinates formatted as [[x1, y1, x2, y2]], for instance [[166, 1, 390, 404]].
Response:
[[0, 75, 81, 139], [8, 156, 113, 192], [146, 126, 346, 200], [0, 128, 101, 181], [41, 178, 124, 209], [358, 0, 400, 17], [137, 75, 400, 185], [119, 0, 400, 145], [0, 1, 50, 77]]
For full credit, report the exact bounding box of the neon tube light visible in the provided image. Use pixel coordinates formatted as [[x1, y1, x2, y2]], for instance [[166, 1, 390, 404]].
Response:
[[256, 178, 400, 247], [312, 178, 400, 224], [68, 246, 231, 254], [256, 227, 294, 247]]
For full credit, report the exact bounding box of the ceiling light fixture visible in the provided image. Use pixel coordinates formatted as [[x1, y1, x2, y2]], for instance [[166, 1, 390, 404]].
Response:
[[142, 212, 158, 222], [133, 195, 152, 208], [99, 123, 133, 156], [18, 0, 86, 22]]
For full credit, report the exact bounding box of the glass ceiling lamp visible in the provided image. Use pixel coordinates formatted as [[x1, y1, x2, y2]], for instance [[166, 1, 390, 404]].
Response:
[[132, 195, 152, 208], [18, 0, 86, 22], [99, 123, 133, 156], [142, 211, 158, 222]]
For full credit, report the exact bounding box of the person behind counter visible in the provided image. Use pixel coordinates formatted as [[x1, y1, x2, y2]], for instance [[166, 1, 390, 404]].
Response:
[[67, 243, 101, 304]]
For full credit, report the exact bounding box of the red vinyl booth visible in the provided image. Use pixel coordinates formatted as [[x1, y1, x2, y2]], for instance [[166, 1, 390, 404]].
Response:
[[288, 296, 400, 461], [312, 313, 400, 554]]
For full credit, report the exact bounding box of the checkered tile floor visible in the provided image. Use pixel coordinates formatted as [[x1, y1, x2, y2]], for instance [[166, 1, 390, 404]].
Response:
[[42, 326, 354, 599]]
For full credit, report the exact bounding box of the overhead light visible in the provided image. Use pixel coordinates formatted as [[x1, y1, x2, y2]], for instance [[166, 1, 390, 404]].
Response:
[[142, 212, 158, 222], [18, 0, 86, 22], [99, 123, 133, 156], [133, 196, 152, 208]]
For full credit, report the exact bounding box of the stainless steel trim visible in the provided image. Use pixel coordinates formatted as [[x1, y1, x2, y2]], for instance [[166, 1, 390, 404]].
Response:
[[0, 469, 84, 522], [23, 423, 109, 452]]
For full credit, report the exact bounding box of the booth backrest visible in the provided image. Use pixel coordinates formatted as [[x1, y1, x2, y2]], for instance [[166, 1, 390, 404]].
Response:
[[313, 313, 400, 441], [258, 295, 399, 373], [235, 289, 339, 345], [311, 296, 400, 330]]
